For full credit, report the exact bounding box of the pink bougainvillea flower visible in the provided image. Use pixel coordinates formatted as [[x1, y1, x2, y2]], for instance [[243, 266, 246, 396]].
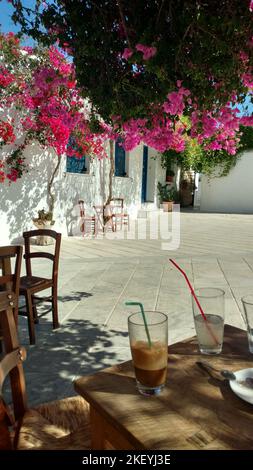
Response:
[[22, 46, 33, 54], [242, 72, 253, 89], [135, 44, 157, 60], [67, 80, 76, 89], [0, 66, 15, 88], [0, 120, 16, 145], [122, 48, 133, 60], [163, 86, 190, 116], [6, 169, 18, 182]]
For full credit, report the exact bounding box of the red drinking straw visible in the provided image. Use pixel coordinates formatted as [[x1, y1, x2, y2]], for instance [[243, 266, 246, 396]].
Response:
[[169, 259, 219, 345]]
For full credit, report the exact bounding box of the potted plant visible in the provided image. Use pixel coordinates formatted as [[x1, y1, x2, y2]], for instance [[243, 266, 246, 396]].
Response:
[[157, 182, 177, 212], [166, 169, 175, 183], [32, 209, 55, 245], [179, 179, 194, 207], [160, 151, 177, 183]]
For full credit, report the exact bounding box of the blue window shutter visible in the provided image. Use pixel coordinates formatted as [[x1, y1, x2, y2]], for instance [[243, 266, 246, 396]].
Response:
[[115, 140, 126, 176], [66, 136, 87, 174], [66, 156, 87, 173]]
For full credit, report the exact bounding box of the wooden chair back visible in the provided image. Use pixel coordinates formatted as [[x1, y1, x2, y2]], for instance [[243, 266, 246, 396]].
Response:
[[0, 290, 28, 450], [110, 197, 124, 210], [79, 200, 85, 218], [23, 230, 61, 283], [93, 205, 104, 231], [0, 246, 23, 324], [93, 205, 115, 232], [110, 197, 129, 229], [79, 200, 85, 234]]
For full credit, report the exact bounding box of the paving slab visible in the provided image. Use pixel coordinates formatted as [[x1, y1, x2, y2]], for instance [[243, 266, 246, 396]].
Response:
[[7, 211, 253, 405]]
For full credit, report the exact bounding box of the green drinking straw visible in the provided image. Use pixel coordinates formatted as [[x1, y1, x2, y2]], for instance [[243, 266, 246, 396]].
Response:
[[125, 301, 152, 348]]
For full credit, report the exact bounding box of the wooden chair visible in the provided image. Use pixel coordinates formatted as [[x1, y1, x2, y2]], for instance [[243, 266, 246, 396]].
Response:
[[0, 246, 22, 325], [110, 197, 129, 229], [19, 229, 61, 345], [78, 200, 97, 236], [93, 205, 115, 233], [0, 246, 23, 352], [0, 290, 90, 450]]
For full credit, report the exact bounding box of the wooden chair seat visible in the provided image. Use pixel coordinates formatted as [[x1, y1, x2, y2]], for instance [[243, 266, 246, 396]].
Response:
[[20, 276, 52, 292], [16, 396, 90, 450]]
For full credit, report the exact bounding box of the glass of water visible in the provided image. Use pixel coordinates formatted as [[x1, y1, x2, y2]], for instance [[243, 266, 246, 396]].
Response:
[[192, 288, 225, 355], [241, 295, 253, 353]]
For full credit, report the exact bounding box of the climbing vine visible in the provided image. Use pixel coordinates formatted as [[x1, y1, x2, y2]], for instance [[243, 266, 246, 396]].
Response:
[[160, 126, 253, 177]]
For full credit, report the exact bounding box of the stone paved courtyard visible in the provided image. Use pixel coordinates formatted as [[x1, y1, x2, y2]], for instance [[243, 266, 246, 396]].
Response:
[[16, 211, 253, 405]]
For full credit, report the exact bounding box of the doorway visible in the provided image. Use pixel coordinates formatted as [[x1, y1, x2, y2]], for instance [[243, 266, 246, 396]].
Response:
[[141, 146, 148, 203], [141, 146, 155, 203]]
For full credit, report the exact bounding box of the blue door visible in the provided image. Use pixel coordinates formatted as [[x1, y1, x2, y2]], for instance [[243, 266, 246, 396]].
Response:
[[115, 140, 126, 176], [141, 146, 148, 202]]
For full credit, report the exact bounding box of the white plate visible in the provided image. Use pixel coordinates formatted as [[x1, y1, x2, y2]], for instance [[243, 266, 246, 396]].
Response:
[[229, 368, 253, 405]]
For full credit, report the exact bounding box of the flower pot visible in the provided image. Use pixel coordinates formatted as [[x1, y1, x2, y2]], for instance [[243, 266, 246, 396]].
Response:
[[166, 175, 174, 183], [33, 220, 54, 245], [162, 201, 174, 212]]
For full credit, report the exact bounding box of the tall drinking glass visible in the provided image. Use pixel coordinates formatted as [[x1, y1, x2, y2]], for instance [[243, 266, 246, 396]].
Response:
[[241, 295, 253, 353], [192, 288, 225, 355], [128, 311, 168, 396]]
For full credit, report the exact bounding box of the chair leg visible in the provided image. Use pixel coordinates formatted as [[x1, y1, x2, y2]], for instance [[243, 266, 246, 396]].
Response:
[[25, 291, 36, 345], [32, 295, 39, 324], [52, 286, 59, 329]]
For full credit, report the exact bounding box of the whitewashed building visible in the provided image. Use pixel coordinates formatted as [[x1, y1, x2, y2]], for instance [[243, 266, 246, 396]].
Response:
[[0, 141, 166, 245], [199, 150, 253, 213]]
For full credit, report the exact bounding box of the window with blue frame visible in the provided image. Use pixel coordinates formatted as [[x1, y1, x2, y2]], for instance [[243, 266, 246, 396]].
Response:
[[115, 140, 127, 177], [66, 136, 89, 174]]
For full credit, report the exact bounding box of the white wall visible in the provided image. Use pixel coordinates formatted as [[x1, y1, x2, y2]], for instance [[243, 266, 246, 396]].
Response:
[[0, 141, 165, 244], [0, 143, 58, 245], [200, 151, 253, 213], [145, 148, 167, 205]]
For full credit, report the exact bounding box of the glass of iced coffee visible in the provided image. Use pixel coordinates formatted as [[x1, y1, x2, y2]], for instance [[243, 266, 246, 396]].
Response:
[[128, 311, 168, 396]]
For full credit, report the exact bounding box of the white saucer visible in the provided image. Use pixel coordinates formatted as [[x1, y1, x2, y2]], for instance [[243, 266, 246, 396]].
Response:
[[229, 368, 253, 405]]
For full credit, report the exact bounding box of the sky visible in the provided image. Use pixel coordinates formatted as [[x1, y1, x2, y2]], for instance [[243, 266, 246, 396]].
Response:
[[0, 1, 20, 33], [0, 0, 37, 45]]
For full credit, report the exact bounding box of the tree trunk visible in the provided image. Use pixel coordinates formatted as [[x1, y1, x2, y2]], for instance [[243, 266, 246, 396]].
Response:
[[105, 140, 114, 207], [47, 155, 62, 216]]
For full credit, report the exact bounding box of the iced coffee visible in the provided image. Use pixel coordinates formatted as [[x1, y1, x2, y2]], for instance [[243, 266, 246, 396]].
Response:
[[130, 340, 168, 387], [128, 311, 168, 396]]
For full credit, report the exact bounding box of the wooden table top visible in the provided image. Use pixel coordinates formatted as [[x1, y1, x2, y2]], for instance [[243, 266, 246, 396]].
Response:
[[74, 325, 253, 450]]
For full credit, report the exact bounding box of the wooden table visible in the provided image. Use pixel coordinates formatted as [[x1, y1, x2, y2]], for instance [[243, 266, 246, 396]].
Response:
[[74, 325, 253, 450]]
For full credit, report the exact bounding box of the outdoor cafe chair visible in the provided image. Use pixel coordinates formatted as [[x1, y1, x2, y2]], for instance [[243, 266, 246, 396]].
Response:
[[93, 205, 115, 233], [110, 197, 129, 229], [19, 229, 61, 345], [0, 289, 90, 450], [0, 245, 22, 352], [78, 200, 97, 236]]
